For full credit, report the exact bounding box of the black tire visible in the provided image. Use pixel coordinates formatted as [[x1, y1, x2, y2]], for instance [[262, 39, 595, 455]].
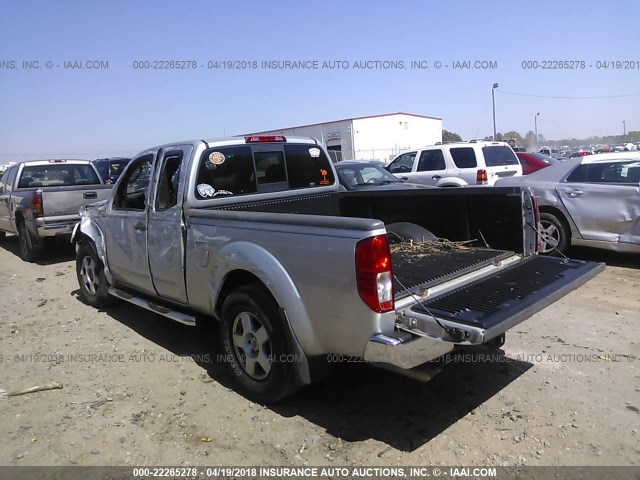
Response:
[[220, 284, 297, 403], [17, 221, 42, 262], [386, 222, 437, 244], [76, 243, 112, 308], [539, 212, 569, 256]]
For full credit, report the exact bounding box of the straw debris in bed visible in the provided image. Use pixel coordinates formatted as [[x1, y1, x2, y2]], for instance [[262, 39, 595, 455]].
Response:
[[389, 238, 476, 259]]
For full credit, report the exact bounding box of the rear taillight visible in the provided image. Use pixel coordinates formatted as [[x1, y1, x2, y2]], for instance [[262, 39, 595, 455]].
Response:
[[531, 196, 541, 252], [476, 169, 488, 184], [32, 189, 43, 218], [355, 235, 394, 313]]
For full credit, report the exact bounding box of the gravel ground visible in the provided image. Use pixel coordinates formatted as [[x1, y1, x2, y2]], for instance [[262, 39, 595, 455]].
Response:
[[0, 237, 638, 467]]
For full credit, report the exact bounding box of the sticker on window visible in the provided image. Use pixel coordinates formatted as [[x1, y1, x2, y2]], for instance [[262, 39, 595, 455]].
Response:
[[309, 148, 321, 158], [207, 152, 226, 166], [197, 183, 233, 198], [319, 169, 331, 185], [197, 183, 216, 198]]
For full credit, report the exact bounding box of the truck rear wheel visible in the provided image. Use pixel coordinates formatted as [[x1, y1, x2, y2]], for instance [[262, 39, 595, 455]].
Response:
[[386, 222, 437, 244], [17, 221, 42, 262], [76, 243, 112, 308], [220, 284, 297, 403]]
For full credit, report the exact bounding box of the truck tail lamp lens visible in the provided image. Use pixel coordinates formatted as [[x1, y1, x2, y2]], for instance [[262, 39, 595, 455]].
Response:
[[476, 169, 488, 184], [32, 189, 43, 218], [245, 135, 287, 143], [355, 235, 394, 313]]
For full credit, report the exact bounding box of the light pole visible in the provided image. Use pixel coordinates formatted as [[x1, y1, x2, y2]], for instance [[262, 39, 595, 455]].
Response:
[[534, 112, 540, 149], [623, 120, 626, 138], [492, 83, 499, 140]]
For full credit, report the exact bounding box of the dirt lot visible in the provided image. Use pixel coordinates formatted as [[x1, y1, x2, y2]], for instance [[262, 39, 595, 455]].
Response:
[[0, 237, 639, 467]]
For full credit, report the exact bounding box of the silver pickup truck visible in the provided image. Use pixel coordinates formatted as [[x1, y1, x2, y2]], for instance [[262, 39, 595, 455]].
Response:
[[73, 136, 604, 402], [0, 159, 111, 261]]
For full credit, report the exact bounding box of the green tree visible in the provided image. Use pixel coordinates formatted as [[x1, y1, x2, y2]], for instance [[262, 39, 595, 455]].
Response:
[[442, 129, 463, 142], [502, 131, 525, 146]]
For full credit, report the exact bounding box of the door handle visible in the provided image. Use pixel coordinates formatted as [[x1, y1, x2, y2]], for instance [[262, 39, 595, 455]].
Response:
[[83, 192, 97, 199], [432, 175, 442, 179], [134, 223, 147, 232], [566, 190, 583, 197]]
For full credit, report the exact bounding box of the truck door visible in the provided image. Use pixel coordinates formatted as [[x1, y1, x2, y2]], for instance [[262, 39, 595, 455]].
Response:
[[104, 154, 156, 294], [414, 148, 448, 186], [0, 166, 17, 232], [557, 159, 640, 244], [147, 146, 192, 303]]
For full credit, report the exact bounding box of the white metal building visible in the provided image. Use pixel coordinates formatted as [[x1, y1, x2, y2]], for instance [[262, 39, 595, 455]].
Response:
[[248, 112, 442, 162]]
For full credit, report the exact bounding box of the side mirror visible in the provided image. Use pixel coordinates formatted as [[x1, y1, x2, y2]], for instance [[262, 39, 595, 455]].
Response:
[[0, 186, 4, 194]]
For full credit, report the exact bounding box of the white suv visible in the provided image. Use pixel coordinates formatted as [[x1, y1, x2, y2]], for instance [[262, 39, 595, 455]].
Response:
[[386, 141, 522, 187]]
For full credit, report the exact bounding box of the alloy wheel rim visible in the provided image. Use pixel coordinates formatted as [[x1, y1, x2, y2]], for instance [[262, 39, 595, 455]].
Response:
[[231, 311, 272, 380], [80, 256, 99, 295], [539, 221, 560, 254]]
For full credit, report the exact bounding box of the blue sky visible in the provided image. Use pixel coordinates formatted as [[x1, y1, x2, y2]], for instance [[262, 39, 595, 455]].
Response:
[[1, 0, 639, 158]]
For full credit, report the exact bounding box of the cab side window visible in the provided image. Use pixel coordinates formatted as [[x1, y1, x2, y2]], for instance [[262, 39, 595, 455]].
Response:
[[114, 155, 153, 210], [388, 152, 416, 173], [417, 149, 446, 171], [1, 167, 17, 193], [567, 162, 640, 184], [450, 147, 477, 169], [156, 153, 183, 211]]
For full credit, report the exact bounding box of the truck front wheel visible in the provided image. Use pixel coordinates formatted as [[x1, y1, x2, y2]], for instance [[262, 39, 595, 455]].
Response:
[[76, 243, 112, 308], [17, 221, 42, 262], [220, 284, 297, 403]]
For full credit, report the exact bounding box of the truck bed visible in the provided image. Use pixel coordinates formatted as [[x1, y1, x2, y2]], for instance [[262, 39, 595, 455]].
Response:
[[390, 242, 515, 300]]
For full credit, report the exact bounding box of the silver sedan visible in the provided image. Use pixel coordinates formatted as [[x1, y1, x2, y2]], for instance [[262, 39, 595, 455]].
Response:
[[496, 152, 640, 255]]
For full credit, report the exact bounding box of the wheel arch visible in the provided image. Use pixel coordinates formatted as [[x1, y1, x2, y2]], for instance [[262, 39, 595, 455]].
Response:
[[437, 177, 467, 188], [73, 218, 112, 283], [538, 205, 574, 243], [212, 257, 313, 385]]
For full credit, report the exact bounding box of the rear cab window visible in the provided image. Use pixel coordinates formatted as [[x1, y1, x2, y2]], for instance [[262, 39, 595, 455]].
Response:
[[195, 143, 335, 199], [482, 146, 519, 167], [18, 163, 101, 188]]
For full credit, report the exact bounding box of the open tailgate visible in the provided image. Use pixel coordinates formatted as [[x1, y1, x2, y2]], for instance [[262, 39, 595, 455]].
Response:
[[400, 256, 605, 344]]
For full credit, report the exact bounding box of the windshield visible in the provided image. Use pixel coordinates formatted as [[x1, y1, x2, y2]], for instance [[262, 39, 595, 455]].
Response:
[[336, 163, 400, 188]]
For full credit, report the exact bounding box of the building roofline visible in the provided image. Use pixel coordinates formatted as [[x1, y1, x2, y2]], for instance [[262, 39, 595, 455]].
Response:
[[247, 112, 442, 134]]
